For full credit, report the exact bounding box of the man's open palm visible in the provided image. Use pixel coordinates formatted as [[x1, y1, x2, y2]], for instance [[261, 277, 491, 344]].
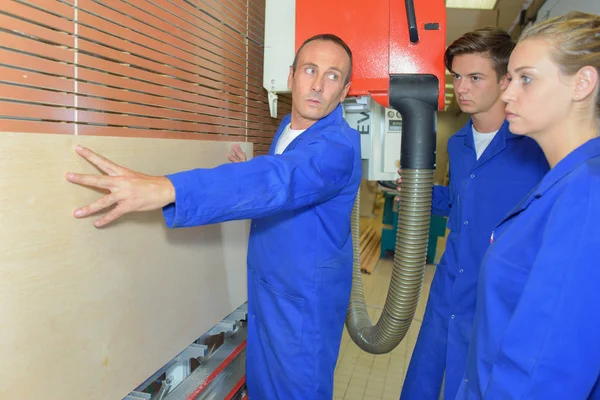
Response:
[[66, 146, 175, 228]]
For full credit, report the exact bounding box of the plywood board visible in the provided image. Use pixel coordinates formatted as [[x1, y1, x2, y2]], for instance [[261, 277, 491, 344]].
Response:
[[0, 132, 252, 400]]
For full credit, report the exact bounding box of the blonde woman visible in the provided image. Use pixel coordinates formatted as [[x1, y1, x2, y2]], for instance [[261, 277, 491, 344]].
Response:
[[457, 12, 600, 399]]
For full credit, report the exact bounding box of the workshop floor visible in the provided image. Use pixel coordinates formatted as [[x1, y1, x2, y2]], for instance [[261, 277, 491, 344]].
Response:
[[333, 257, 437, 400]]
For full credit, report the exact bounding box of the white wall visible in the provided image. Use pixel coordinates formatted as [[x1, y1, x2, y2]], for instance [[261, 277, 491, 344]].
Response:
[[537, 0, 600, 21]]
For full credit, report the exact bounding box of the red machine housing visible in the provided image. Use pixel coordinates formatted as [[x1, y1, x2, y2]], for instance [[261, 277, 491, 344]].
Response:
[[295, 0, 447, 111]]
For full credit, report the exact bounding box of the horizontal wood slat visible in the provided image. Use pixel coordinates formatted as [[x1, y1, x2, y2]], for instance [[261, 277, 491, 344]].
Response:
[[167, 0, 263, 73], [74, 21, 247, 86], [79, 1, 247, 69], [0, 119, 74, 135], [0, 83, 74, 107], [0, 48, 74, 77], [0, 0, 291, 155], [76, 37, 247, 98], [0, 31, 73, 63], [0, 101, 74, 121], [3, 0, 74, 34], [0, 12, 73, 48], [20, 0, 75, 19], [0, 66, 74, 92], [76, 81, 246, 120]]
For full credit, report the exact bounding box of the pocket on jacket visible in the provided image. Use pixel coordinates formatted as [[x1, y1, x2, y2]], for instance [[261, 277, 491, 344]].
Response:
[[257, 278, 305, 357]]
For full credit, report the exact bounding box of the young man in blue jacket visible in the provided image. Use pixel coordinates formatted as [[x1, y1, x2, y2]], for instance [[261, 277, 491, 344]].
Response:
[[398, 28, 549, 400], [66, 34, 362, 399]]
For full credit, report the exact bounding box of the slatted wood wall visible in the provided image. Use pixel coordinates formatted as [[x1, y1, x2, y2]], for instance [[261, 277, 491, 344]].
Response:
[[0, 0, 292, 155]]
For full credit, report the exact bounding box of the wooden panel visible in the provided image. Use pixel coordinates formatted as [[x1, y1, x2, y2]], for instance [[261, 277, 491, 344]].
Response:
[[0, 66, 75, 92], [0, 83, 74, 107], [77, 1, 247, 69], [0, 31, 73, 63], [0, 120, 74, 135], [0, 48, 74, 77], [4, 0, 75, 34], [75, 81, 247, 120], [0, 132, 251, 400], [0, 101, 74, 121], [0, 0, 285, 155], [0, 12, 74, 48], [75, 68, 246, 113]]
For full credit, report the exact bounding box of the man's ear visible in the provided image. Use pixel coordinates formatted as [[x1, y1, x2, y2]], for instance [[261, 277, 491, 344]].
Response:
[[573, 66, 598, 103], [499, 74, 510, 91], [339, 81, 352, 102], [287, 66, 294, 90]]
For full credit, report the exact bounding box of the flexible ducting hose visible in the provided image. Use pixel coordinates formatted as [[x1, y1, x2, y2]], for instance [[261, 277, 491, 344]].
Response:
[[345, 75, 438, 354]]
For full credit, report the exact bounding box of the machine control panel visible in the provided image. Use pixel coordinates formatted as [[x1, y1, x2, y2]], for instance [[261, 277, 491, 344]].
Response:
[[343, 96, 402, 182]]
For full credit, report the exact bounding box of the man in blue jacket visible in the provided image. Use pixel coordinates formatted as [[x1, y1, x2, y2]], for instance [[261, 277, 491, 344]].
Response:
[[399, 28, 549, 400], [66, 34, 362, 399]]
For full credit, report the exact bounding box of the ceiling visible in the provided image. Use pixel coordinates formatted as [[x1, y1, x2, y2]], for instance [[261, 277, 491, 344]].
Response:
[[443, 0, 546, 111], [446, 0, 528, 46]]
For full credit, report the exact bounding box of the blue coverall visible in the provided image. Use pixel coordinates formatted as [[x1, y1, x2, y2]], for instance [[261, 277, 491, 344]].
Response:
[[162, 104, 362, 399], [457, 136, 600, 400], [401, 120, 549, 400]]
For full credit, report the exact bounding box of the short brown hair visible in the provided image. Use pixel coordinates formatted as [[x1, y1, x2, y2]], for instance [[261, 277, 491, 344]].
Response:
[[292, 34, 353, 85], [444, 27, 515, 80], [520, 11, 600, 116]]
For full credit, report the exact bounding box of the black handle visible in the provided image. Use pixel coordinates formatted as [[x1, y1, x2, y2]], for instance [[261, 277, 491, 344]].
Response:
[[405, 0, 419, 43]]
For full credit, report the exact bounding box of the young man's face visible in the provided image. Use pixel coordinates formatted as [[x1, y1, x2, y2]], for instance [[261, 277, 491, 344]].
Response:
[[288, 40, 352, 130], [451, 53, 508, 117]]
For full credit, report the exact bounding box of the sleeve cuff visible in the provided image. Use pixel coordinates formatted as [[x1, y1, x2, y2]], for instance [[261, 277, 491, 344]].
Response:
[[161, 172, 188, 228], [162, 202, 177, 228]]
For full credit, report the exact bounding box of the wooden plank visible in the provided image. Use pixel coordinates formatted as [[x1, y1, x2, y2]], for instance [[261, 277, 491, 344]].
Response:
[[359, 226, 377, 255], [360, 226, 382, 274], [361, 241, 381, 274], [0, 132, 252, 400]]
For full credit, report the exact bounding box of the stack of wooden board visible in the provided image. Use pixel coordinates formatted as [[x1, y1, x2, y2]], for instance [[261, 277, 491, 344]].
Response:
[[359, 225, 382, 274]]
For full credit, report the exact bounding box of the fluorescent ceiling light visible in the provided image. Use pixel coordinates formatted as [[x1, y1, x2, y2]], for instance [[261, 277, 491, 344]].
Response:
[[446, 0, 497, 10], [446, 92, 454, 97]]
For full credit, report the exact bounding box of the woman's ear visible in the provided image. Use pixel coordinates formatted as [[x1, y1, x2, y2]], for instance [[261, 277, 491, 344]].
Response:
[[573, 66, 598, 103]]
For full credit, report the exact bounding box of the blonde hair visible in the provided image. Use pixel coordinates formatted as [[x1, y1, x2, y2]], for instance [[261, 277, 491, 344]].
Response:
[[520, 11, 600, 116]]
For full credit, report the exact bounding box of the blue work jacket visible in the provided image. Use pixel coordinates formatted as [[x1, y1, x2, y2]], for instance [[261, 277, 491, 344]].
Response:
[[162, 104, 362, 400], [457, 136, 600, 400], [401, 120, 548, 400]]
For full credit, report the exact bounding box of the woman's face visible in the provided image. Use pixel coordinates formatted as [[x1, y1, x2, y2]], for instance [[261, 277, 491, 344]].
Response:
[[501, 38, 575, 137]]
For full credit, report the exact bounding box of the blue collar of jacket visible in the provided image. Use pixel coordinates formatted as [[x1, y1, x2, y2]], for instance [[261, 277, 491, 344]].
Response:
[[455, 119, 518, 148], [502, 136, 600, 220], [455, 118, 519, 168], [534, 136, 600, 197], [268, 103, 344, 155]]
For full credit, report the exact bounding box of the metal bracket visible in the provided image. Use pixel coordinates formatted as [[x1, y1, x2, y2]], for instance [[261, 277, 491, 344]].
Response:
[[342, 95, 370, 113], [176, 343, 208, 361], [209, 320, 237, 335], [126, 303, 249, 400], [268, 91, 278, 118], [230, 305, 248, 321], [124, 392, 151, 400], [208, 305, 247, 335]]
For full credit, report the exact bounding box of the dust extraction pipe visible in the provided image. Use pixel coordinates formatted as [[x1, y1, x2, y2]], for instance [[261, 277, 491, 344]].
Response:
[[345, 75, 439, 354]]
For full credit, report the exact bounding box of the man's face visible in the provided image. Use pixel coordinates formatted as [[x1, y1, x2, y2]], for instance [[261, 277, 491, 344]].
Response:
[[288, 40, 351, 129], [451, 53, 508, 116]]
